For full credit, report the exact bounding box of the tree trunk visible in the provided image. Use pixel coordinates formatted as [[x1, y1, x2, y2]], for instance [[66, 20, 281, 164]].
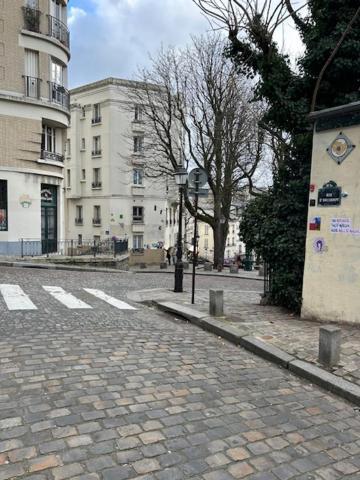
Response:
[[213, 220, 228, 271]]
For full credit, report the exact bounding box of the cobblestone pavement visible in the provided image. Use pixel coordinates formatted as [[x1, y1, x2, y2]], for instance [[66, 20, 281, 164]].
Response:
[[1, 267, 360, 479]]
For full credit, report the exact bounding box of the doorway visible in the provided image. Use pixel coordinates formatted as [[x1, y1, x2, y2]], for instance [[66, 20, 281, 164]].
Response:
[[41, 184, 58, 254]]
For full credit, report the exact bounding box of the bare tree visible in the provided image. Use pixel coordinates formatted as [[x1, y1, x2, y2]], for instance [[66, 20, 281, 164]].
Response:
[[130, 34, 267, 269]]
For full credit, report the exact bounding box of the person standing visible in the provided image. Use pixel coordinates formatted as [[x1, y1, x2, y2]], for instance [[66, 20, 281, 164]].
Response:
[[166, 247, 171, 265], [171, 246, 177, 265]]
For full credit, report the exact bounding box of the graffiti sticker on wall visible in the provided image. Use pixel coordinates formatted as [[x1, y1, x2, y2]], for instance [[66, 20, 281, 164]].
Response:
[[313, 237, 326, 254], [309, 216, 321, 231]]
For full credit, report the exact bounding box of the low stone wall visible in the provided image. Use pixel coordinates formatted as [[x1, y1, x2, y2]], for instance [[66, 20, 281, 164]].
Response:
[[129, 249, 165, 266]]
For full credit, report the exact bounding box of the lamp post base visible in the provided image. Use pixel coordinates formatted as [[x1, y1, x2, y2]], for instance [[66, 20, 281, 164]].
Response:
[[174, 261, 184, 292]]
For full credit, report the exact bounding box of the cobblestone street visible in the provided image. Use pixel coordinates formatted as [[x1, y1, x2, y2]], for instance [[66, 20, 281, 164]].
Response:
[[1, 267, 360, 479]]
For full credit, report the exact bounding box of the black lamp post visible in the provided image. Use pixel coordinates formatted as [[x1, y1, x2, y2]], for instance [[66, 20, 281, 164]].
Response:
[[174, 166, 188, 292]]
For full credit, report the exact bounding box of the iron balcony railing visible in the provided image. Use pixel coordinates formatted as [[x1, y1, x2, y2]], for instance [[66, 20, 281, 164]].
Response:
[[41, 150, 64, 163], [22, 6, 41, 33], [92, 218, 101, 226], [49, 82, 70, 110], [92, 181, 102, 189], [92, 116, 102, 124], [92, 149, 102, 156], [75, 218, 83, 226], [48, 15, 70, 48], [24, 76, 41, 99]]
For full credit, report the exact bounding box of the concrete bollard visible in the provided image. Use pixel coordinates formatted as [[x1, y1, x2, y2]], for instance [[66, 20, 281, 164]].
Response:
[[204, 263, 213, 271], [319, 325, 341, 367], [209, 289, 224, 317], [160, 262, 168, 269], [229, 265, 239, 274]]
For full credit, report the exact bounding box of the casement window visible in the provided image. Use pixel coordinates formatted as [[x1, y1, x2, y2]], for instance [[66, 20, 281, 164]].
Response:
[[81, 138, 85, 150], [205, 225, 209, 235], [51, 59, 64, 86], [133, 235, 143, 249], [81, 169, 86, 180], [76, 205, 83, 221], [0, 180, 8, 231], [92, 136, 101, 155], [132, 206, 144, 223], [134, 105, 143, 121], [42, 125, 56, 153], [133, 136, 144, 153], [92, 104, 101, 123], [66, 169, 71, 187], [93, 205, 101, 221], [92, 168, 101, 188], [133, 169, 143, 185], [204, 238, 209, 249], [24, 49, 39, 98]]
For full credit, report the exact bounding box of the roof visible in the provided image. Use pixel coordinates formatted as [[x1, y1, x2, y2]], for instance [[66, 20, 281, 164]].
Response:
[[70, 77, 161, 95]]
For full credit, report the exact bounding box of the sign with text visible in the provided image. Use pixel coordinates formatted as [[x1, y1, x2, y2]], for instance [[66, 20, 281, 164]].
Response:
[[318, 181, 342, 207]]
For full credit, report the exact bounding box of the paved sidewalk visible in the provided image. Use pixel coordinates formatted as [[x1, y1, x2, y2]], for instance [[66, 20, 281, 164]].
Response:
[[129, 287, 360, 389], [131, 265, 264, 282]]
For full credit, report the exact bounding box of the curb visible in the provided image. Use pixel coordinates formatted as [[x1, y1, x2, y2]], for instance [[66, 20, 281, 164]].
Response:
[[133, 269, 263, 282], [0, 261, 131, 275], [153, 300, 360, 406]]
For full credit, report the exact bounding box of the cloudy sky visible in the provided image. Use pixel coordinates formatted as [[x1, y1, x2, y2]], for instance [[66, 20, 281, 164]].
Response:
[[68, 0, 304, 89]]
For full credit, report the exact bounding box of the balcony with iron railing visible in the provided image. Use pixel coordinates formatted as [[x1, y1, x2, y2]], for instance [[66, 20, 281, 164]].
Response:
[[49, 82, 70, 110], [24, 76, 41, 99], [48, 15, 70, 48], [92, 218, 101, 226], [92, 149, 102, 157], [75, 218, 83, 226], [92, 181, 102, 189], [91, 116, 102, 125], [22, 6, 41, 33], [41, 150, 64, 163]]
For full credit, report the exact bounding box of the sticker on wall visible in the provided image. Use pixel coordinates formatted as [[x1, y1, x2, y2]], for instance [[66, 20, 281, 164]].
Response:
[[309, 216, 321, 231], [313, 237, 326, 254], [309, 199, 316, 207], [19, 194, 32, 208], [310, 184, 316, 192], [330, 218, 360, 235], [327, 132, 355, 165]]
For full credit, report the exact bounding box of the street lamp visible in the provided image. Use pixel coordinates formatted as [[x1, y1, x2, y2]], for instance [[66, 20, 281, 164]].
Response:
[[174, 166, 188, 292]]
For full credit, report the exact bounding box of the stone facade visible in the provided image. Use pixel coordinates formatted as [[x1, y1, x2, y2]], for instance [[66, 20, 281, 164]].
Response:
[[0, 0, 70, 254]]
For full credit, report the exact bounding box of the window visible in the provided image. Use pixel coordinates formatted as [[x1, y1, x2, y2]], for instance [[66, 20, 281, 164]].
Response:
[[81, 107, 86, 118], [93, 205, 101, 223], [81, 169, 86, 181], [81, 138, 85, 150], [0, 180, 8, 231], [133, 136, 144, 153], [78, 234, 82, 245], [134, 105, 142, 121], [66, 169, 71, 187], [154, 205, 157, 211], [75, 205, 83, 223], [42, 125, 56, 153], [94, 235, 101, 244], [92, 168, 101, 188], [204, 238, 208, 249], [232, 237, 235, 246], [205, 225, 209, 235], [92, 136, 101, 155], [133, 206, 143, 223], [66, 139, 71, 155], [51, 59, 64, 86], [24, 50, 39, 98], [133, 235, 143, 249], [133, 169, 143, 185], [92, 104, 101, 123]]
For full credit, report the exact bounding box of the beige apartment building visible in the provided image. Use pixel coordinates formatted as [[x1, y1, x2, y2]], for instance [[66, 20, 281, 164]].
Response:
[[0, 0, 70, 255], [66, 78, 178, 250]]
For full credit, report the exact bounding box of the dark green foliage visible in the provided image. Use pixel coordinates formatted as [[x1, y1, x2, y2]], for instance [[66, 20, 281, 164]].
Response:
[[235, 1, 360, 312]]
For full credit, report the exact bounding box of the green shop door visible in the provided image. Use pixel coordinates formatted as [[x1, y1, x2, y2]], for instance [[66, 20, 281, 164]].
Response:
[[41, 184, 58, 254]]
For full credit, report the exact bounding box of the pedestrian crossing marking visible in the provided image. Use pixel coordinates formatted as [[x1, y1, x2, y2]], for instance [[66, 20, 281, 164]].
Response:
[[43, 286, 92, 310], [0, 284, 37, 311], [84, 288, 137, 310]]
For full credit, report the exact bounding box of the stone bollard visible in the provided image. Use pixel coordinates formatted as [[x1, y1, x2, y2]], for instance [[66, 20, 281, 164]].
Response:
[[319, 325, 341, 367], [209, 289, 224, 317], [204, 263, 213, 271], [230, 264, 239, 274], [182, 261, 189, 270], [160, 262, 168, 269]]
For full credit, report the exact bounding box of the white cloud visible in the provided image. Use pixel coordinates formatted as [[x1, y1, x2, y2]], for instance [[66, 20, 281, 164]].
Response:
[[68, 6, 87, 27]]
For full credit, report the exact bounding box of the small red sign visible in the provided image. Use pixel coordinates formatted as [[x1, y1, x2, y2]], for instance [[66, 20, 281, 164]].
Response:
[[310, 184, 315, 192]]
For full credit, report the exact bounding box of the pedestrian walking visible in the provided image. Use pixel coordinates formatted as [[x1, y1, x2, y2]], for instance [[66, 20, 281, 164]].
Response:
[[166, 247, 171, 265], [171, 246, 177, 265]]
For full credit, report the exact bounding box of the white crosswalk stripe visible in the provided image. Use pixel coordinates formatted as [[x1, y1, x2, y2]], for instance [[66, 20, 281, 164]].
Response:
[[0, 284, 37, 311], [43, 286, 92, 309], [84, 288, 137, 310]]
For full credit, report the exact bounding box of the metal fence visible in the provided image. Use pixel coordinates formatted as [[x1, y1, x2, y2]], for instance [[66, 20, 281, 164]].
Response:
[[263, 261, 273, 297], [20, 238, 128, 258]]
